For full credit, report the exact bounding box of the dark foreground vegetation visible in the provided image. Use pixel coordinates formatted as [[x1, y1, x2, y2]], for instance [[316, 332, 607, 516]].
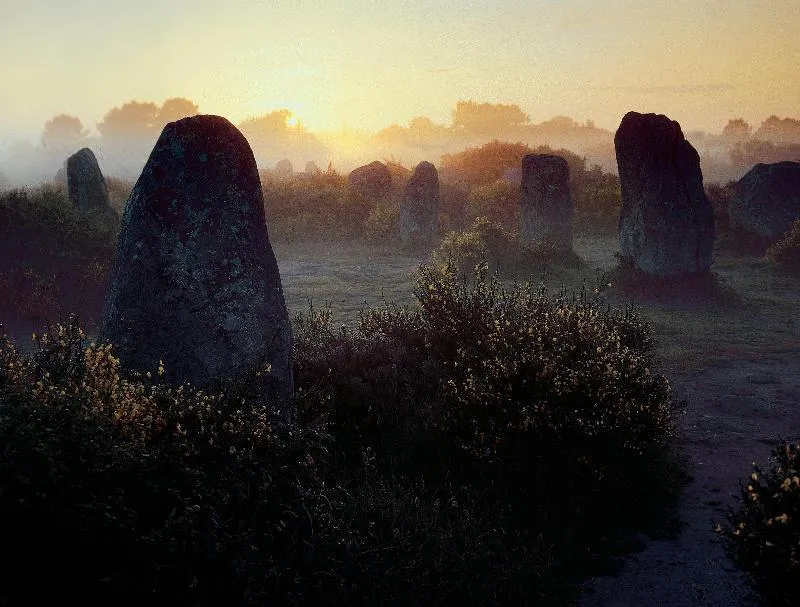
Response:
[[0, 263, 685, 606], [718, 439, 800, 607]]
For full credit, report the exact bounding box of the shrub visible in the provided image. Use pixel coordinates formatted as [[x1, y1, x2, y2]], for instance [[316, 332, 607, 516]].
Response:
[[262, 170, 373, 241], [296, 261, 674, 463], [433, 217, 517, 273], [440, 140, 532, 186], [105, 176, 134, 214], [572, 166, 622, 230], [465, 179, 519, 230], [766, 219, 800, 272], [363, 197, 401, 243], [433, 217, 579, 275], [0, 186, 118, 330], [293, 263, 681, 601], [718, 439, 800, 606], [0, 317, 354, 606], [438, 179, 470, 233]]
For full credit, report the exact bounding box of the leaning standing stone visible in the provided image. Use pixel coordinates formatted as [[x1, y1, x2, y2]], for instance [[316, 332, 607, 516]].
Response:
[[615, 111, 714, 276], [400, 160, 439, 246], [520, 154, 573, 251], [729, 161, 800, 245], [348, 160, 391, 199], [67, 147, 110, 210], [99, 115, 294, 423]]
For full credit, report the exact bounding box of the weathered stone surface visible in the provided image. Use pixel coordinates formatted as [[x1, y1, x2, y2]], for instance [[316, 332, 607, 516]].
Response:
[[729, 161, 800, 242], [400, 161, 439, 246], [304, 161, 321, 175], [615, 111, 715, 276], [66, 148, 110, 210], [274, 158, 293, 179], [347, 160, 391, 199], [502, 166, 521, 186], [520, 154, 573, 250], [99, 115, 294, 423]]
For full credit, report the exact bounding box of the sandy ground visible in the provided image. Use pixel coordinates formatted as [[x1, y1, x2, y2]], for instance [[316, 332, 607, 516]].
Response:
[[579, 350, 800, 606]]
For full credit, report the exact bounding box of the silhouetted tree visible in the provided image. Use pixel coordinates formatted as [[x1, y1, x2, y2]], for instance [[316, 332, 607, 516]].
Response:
[[156, 97, 200, 127], [41, 114, 89, 149], [731, 139, 800, 172], [753, 116, 800, 145], [441, 140, 533, 186], [238, 110, 327, 167], [97, 101, 159, 142], [451, 101, 530, 134], [722, 118, 752, 142], [539, 116, 580, 131], [441, 141, 587, 188]]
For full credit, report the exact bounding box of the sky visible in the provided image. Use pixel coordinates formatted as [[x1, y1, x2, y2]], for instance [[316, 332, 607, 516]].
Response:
[[1, 0, 799, 143]]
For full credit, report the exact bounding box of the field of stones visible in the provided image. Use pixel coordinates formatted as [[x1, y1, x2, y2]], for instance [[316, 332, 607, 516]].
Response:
[[0, 112, 798, 606]]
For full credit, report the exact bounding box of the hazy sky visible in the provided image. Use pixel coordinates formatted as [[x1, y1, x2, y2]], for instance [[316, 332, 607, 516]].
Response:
[[2, 0, 798, 142]]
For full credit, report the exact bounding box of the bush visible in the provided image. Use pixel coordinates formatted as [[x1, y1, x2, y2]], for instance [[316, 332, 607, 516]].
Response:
[[0, 317, 353, 606], [296, 261, 674, 465], [363, 197, 401, 243], [440, 140, 532, 187], [105, 176, 134, 214], [718, 439, 800, 606], [262, 169, 375, 241], [433, 217, 580, 276], [465, 179, 519, 230], [0, 186, 118, 330], [433, 217, 517, 273], [766, 219, 800, 272], [572, 166, 622, 230], [292, 263, 681, 602]]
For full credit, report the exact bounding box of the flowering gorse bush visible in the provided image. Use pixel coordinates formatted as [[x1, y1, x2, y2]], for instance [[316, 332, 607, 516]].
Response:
[[296, 262, 674, 464], [0, 316, 346, 606], [718, 439, 800, 606]]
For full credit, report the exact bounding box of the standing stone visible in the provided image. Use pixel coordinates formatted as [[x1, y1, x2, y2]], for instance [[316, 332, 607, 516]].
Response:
[[400, 161, 439, 246], [347, 160, 391, 199], [274, 158, 293, 179], [67, 148, 110, 210], [729, 161, 800, 244], [615, 111, 714, 276], [305, 161, 321, 176], [98, 115, 294, 424], [520, 154, 573, 250]]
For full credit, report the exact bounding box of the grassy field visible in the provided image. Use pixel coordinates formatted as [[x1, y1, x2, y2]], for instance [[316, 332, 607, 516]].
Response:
[[275, 232, 799, 375]]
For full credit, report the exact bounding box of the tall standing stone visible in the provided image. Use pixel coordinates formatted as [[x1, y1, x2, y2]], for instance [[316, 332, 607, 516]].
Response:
[[400, 161, 439, 246], [347, 160, 391, 199], [615, 111, 714, 276], [67, 148, 111, 210], [99, 115, 294, 423], [520, 154, 573, 250], [729, 161, 800, 244]]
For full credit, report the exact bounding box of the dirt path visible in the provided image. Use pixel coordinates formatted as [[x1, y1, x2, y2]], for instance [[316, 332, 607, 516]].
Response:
[[579, 351, 800, 606]]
